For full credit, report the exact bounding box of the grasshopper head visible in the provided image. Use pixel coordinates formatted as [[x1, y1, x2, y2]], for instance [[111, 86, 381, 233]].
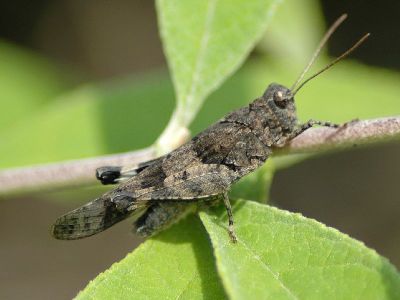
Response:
[[262, 83, 297, 132]]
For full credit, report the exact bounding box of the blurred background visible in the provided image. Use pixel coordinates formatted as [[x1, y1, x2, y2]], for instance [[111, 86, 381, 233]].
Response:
[[0, 1, 399, 299]]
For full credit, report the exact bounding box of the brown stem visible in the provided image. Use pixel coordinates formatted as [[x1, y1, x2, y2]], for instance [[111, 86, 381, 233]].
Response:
[[281, 116, 400, 153], [0, 147, 155, 195], [0, 117, 399, 196]]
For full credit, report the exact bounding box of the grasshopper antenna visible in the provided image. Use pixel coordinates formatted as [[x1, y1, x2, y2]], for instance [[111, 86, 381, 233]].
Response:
[[292, 32, 370, 96], [290, 14, 348, 92]]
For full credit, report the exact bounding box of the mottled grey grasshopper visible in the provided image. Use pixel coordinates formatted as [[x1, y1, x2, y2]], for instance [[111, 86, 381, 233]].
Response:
[[52, 15, 368, 243]]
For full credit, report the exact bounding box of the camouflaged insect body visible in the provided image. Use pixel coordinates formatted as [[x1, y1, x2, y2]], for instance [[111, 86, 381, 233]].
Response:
[[52, 83, 305, 240], [53, 13, 368, 242]]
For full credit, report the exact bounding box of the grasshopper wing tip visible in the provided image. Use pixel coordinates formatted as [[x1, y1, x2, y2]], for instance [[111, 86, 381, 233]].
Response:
[[50, 197, 110, 240], [51, 195, 137, 240], [51, 212, 94, 240]]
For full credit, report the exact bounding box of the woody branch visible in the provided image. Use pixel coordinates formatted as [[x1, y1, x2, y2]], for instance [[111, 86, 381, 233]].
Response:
[[0, 116, 399, 195]]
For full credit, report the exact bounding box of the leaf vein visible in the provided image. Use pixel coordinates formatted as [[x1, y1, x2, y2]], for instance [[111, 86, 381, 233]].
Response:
[[237, 238, 299, 299], [182, 0, 217, 114]]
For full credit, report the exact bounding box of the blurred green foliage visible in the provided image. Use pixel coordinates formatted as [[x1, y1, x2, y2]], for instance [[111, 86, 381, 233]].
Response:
[[0, 41, 72, 133], [1, 58, 400, 169]]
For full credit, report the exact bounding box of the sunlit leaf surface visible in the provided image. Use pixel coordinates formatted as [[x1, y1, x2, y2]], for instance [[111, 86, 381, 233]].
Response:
[[76, 216, 226, 300], [200, 200, 400, 300]]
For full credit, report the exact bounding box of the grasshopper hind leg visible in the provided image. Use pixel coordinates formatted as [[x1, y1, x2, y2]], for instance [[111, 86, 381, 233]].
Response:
[[96, 166, 123, 185], [134, 202, 195, 237], [133, 194, 237, 243], [96, 156, 165, 185]]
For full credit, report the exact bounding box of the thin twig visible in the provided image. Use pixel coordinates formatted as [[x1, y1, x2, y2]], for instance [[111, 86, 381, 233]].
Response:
[[0, 117, 399, 196], [281, 116, 400, 153], [0, 147, 155, 195]]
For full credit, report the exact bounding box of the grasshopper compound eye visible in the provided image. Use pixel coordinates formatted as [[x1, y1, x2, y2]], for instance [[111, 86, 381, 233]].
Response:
[[273, 91, 288, 108]]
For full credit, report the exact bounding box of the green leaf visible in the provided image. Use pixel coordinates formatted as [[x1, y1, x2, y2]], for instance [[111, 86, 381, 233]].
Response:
[[200, 200, 400, 300], [76, 216, 226, 300], [259, 0, 325, 65], [156, 0, 282, 126]]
